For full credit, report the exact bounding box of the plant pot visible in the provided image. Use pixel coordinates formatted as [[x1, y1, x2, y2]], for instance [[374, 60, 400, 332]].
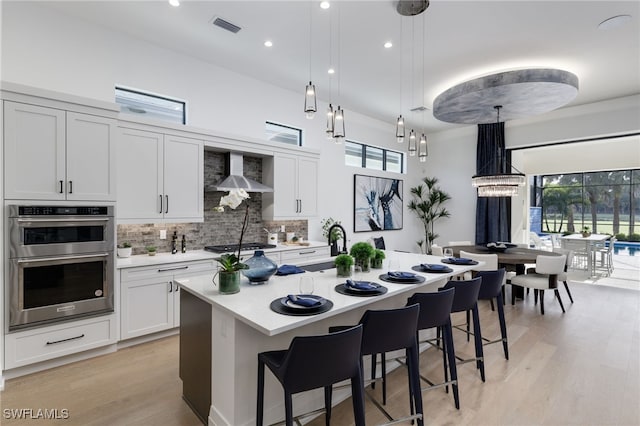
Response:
[[117, 247, 132, 258], [354, 257, 370, 272], [581, 232, 591, 238], [336, 264, 352, 278], [371, 258, 383, 269], [217, 270, 241, 294], [148, 251, 156, 256]]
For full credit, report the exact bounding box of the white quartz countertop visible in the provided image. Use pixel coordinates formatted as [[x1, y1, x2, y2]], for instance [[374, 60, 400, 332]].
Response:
[[176, 251, 481, 337], [116, 240, 328, 269]]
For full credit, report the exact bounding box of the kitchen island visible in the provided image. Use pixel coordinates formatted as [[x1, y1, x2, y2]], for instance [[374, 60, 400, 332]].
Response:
[[176, 251, 480, 426]]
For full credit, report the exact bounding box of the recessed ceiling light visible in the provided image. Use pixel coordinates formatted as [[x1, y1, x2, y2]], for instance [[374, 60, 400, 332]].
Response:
[[169, 0, 180, 7], [328, 68, 335, 74], [384, 41, 393, 49], [264, 40, 273, 47], [320, 2, 330, 10], [598, 14, 632, 30]]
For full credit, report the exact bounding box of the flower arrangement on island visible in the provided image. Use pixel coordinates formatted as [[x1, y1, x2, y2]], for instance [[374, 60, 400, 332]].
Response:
[[213, 188, 251, 272]]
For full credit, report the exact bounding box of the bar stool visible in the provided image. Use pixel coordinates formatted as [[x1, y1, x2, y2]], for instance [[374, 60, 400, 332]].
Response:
[[329, 304, 424, 426], [257, 325, 366, 426], [472, 269, 509, 360], [407, 288, 460, 409], [439, 277, 485, 382]]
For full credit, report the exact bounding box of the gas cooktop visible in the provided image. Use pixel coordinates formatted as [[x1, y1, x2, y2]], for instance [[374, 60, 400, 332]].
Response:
[[204, 242, 277, 254]]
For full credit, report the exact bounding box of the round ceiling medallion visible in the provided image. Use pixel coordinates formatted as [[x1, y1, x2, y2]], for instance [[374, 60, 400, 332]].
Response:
[[433, 69, 579, 124]]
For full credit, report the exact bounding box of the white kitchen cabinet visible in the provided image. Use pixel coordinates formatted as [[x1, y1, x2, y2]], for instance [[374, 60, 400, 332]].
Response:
[[116, 127, 203, 223], [280, 245, 331, 264], [120, 259, 215, 340], [263, 153, 318, 219], [3, 101, 116, 201]]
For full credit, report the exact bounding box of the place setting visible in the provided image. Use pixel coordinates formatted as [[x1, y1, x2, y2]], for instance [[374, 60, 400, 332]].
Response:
[[411, 263, 453, 274], [485, 241, 518, 252], [378, 259, 426, 284], [440, 247, 479, 266], [269, 276, 334, 316], [335, 278, 388, 297]]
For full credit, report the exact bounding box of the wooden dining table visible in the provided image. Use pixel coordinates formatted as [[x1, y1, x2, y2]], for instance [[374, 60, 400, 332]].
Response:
[[451, 244, 563, 299]]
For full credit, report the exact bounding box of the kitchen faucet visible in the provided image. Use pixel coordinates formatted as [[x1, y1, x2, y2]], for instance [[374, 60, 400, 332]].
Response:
[[327, 224, 348, 256]]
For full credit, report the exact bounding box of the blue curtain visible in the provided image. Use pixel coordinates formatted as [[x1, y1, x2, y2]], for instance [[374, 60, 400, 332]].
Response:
[[475, 123, 511, 244]]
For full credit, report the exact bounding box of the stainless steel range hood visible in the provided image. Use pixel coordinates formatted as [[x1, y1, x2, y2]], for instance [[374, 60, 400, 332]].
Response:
[[213, 152, 273, 193]]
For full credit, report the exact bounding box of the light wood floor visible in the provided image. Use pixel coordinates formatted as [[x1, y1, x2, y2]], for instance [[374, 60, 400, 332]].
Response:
[[1, 282, 638, 426]]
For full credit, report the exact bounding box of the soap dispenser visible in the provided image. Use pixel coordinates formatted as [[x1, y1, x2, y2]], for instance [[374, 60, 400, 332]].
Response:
[[181, 235, 187, 253], [171, 231, 178, 254]]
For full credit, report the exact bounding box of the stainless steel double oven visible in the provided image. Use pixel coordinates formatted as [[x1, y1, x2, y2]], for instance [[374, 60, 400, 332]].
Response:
[[7, 205, 115, 331]]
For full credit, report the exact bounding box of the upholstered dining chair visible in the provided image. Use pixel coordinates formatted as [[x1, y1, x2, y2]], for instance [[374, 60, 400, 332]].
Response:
[[509, 254, 567, 315], [431, 245, 444, 256]]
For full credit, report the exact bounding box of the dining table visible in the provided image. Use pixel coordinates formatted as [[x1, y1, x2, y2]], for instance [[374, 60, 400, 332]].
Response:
[[559, 233, 610, 277], [451, 244, 563, 299]]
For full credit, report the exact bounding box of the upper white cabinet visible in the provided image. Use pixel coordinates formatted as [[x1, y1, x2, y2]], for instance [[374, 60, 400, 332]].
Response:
[[116, 126, 203, 223], [3, 101, 116, 201], [263, 153, 318, 219]]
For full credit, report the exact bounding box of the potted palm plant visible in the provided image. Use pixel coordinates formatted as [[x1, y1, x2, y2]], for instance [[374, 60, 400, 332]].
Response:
[[371, 249, 385, 269], [408, 176, 451, 254], [349, 242, 374, 272], [334, 254, 354, 277]]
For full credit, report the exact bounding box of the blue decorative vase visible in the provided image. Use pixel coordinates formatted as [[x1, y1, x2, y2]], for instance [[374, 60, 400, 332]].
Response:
[[241, 250, 278, 285]]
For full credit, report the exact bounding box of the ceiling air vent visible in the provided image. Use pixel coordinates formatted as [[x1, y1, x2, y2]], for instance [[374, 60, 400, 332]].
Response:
[[212, 17, 241, 34]]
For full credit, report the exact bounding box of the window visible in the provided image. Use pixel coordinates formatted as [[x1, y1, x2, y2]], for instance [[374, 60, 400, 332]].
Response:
[[536, 169, 640, 238], [115, 87, 186, 125], [345, 141, 404, 173], [265, 122, 302, 146]]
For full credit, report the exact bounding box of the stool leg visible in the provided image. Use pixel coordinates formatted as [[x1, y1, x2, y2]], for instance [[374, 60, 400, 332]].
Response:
[[381, 352, 387, 405], [472, 305, 485, 382], [257, 359, 265, 426], [444, 321, 460, 409], [496, 293, 509, 360], [324, 386, 332, 426], [466, 310, 471, 342], [371, 353, 377, 390], [442, 326, 449, 393], [351, 368, 366, 426], [540, 290, 545, 315], [407, 345, 424, 426], [284, 390, 293, 426]]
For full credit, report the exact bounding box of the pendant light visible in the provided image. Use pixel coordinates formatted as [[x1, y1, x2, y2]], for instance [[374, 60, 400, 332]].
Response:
[[418, 133, 428, 162], [331, 3, 345, 142], [418, 12, 428, 163], [471, 106, 526, 197], [303, 4, 317, 119], [325, 6, 335, 140], [396, 115, 405, 143], [396, 14, 405, 144], [408, 129, 417, 156]]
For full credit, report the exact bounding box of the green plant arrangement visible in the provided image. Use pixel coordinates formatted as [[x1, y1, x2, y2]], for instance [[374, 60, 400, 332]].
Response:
[[334, 254, 354, 277], [407, 176, 451, 254], [117, 242, 133, 258], [146, 246, 157, 256], [118, 242, 132, 248], [371, 249, 385, 269], [581, 226, 591, 238], [349, 242, 375, 272]]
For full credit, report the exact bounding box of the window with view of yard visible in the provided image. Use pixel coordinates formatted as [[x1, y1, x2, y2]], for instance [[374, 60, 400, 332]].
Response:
[[534, 169, 640, 241]]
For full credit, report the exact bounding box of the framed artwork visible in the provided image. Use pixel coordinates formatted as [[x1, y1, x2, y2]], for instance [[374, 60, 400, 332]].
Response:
[[353, 174, 403, 232]]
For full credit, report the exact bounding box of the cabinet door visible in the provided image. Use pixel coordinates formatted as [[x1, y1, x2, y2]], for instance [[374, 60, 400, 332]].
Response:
[[4, 101, 66, 200], [163, 135, 203, 221], [66, 112, 116, 201], [297, 157, 318, 217], [121, 277, 174, 339], [272, 155, 298, 217], [116, 128, 164, 220]]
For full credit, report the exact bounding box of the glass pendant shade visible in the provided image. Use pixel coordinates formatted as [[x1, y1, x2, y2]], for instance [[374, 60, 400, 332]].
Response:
[[304, 81, 317, 119], [418, 133, 428, 162], [408, 129, 417, 156], [396, 115, 405, 143], [333, 106, 345, 142], [326, 104, 334, 139]]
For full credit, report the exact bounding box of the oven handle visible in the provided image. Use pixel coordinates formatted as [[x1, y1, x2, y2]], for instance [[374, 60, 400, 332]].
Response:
[[16, 253, 111, 263], [17, 217, 110, 223]]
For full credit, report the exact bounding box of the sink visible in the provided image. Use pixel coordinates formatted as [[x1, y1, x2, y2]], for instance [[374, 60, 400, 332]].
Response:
[[298, 261, 336, 272]]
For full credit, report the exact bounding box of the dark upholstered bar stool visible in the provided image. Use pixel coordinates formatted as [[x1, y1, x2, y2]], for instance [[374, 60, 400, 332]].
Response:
[[407, 288, 460, 409], [329, 304, 424, 426], [457, 269, 509, 360], [257, 325, 365, 426], [440, 277, 485, 382]]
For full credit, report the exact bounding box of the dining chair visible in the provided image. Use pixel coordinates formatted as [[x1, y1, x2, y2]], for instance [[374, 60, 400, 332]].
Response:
[[439, 277, 485, 382], [553, 247, 575, 303], [329, 305, 424, 426], [509, 254, 567, 315], [596, 237, 616, 276], [257, 325, 366, 426], [431, 245, 444, 256]]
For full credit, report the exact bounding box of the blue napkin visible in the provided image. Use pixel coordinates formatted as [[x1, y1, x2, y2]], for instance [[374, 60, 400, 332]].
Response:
[[287, 294, 321, 307], [346, 279, 378, 291], [388, 271, 416, 279], [421, 263, 447, 270], [448, 257, 474, 264], [276, 265, 305, 276]]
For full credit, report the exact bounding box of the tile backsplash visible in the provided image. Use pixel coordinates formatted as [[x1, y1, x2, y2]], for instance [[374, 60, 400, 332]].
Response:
[[117, 151, 307, 255]]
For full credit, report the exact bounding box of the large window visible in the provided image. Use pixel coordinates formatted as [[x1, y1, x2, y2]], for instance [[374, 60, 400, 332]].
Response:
[[115, 87, 186, 125], [535, 169, 640, 239], [345, 141, 404, 173], [265, 121, 302, 146]]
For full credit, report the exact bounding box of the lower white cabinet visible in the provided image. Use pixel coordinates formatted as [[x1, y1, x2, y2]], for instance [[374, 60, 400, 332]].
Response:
[[280, 245, 331, 264], [4, 314, 117, 370], [120, 259, 215, 340]]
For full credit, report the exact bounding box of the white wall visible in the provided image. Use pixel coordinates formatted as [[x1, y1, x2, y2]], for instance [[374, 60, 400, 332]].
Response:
[[2, 1, 639, 255]]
